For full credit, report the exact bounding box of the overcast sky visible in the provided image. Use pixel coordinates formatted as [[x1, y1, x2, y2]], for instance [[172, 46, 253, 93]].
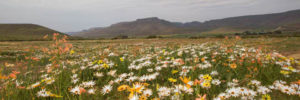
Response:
[[1, 0, 300, 32]]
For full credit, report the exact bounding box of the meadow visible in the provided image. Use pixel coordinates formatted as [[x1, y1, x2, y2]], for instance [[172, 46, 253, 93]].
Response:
[[0, 34, 299, 100]]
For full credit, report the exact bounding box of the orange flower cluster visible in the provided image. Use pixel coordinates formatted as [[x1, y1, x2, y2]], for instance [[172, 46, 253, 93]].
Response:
[[42, 33, 73, 71]]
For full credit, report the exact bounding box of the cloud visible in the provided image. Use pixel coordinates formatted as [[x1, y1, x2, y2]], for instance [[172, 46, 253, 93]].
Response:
[[0, 0, 300, 32]]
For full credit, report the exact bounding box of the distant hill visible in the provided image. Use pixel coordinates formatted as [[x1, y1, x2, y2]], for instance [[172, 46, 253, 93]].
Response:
[[74, 9, 300, 38], [0, 24, 70, 41]]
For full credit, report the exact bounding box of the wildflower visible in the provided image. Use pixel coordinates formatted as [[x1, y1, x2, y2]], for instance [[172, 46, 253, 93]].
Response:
[[0, 73, 9, 79], [201, 57, 206, 62], [81, 81, 96, 88], [87, 88, 96, 94], [203, 74, 212, 81], [195, 94, 206, 100], [9, 73, 17, 79], [226, 88, 239, 97], [249, 80, 261, 86], [101, 85, 112, 95], [71, 77, 79, 83], [43, 77, 55, 84], [147, 68, 153, 72], [108, 70, 117, 77], [128, 82, 145, 98], [37, 89, 50, 97], [201, 82, 211, 88], [120, 57, 124, 62], [158, 87, 171, 97], [143, 89, 153, 97], [94, 72, 104, 77], [291, 80, 300, 85], [70, 86, 85, 95], [129, 94, 139, 100], [210, 71, 219, 76], [171, 70, 178, 74], [230, 63, 237, 69], [280, 70, 290, 75], [180, 76, 192, 88], [70, 50, 75, 54], [37, 89, 62, 98], [257, 86, 271, 94], [261, 94, 271, 100], [118, 85, 129, 91], [168, 78, 177, 83], [97, 60, 103, 64], [139, 95, 147, 100], [212, 79, 221, 85], [102, 63, 110, 69], [175, 59, 185, 65], [194, 79, 203, 85], [27, 82, 41, 89]]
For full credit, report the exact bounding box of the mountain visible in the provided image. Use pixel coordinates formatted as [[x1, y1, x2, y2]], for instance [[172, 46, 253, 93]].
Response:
[[74, 9, 300, 38], [0, 24, 70, 41], [74, 17, 192, 38]]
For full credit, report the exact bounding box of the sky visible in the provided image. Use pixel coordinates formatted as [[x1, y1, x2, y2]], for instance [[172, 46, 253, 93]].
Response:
[[1, 0, 300, 32]]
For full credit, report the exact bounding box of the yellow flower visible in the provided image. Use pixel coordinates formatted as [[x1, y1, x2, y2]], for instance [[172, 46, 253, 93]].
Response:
[[280, 70, 290, 75], [49, 92, 63, 98], [118, 85, 129, 91], [203, 74, 212, 81], [139, 95, 147, 100], [159, 56, 163, 59], [266, 54, 271, 60], [262, 94, 271, 100], [27, 82, 41, 89], [70, 50, 75, 54], [120, 58, 124, 62], [102, 63, 109, 69], [152, 98, 160, 100], [280, 56, 287, 61], [202, 82, 211, 88], [288, 66, 295, 71], [171, 57, 175, 61], [171, 70, 178, 74], [128, 82, 145, 98], [168, 78, 177, 83], [98, 60, 103, 64]]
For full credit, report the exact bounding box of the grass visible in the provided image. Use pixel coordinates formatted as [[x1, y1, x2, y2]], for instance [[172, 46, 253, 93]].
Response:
[[0, 36, 299, 100]]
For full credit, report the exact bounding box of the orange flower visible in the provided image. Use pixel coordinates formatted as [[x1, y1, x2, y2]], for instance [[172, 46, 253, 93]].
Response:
[[292, 80, 300, 85], [230, 63, 237, 69], [175, 59, 185, 65], [194, 79, 203, 85], [80, 87, 86, 94], [12, 71, 20, 74], [180, 77, 192, 88], [31, 57, 40, 61], [201, 57, 205, 62], [0, 75, 9, 79], [195, 94, 206, 100], [17, 86, 25, 89], [9, 73, 16, 79]]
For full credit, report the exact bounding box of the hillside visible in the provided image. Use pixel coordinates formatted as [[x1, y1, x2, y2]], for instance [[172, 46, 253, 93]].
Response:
[[0, 24, 69, 41], [74, 9, 300, 38]]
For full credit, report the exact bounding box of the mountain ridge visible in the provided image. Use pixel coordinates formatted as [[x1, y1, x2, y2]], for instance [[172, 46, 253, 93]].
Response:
[[0, 24, 71, 41], [74, 9, 300, 38]]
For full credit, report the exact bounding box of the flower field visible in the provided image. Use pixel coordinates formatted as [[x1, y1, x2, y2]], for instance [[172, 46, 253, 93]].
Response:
[[0, 34, 299, 100]]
